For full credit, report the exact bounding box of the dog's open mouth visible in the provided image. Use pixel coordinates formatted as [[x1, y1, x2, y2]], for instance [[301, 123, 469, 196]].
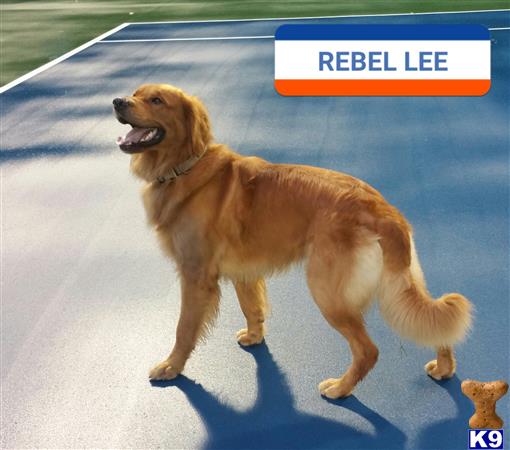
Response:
[[116, 124, 165, 153]]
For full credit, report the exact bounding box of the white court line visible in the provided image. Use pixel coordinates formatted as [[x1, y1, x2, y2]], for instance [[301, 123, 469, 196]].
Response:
[[98, 35, 274, 43], [129, 9, 510, 25], [0, 23, 129, 95], [0, 9, 508, 94], [98, 26, 510, 44]]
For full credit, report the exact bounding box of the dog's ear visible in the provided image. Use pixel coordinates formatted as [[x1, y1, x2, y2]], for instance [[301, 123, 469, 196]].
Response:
[[183, 94, 212, 157]]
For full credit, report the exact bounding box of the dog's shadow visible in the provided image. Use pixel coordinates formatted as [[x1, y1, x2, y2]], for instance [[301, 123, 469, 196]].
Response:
[[152, 343, 407, 449], [414, 375, 473, 450]]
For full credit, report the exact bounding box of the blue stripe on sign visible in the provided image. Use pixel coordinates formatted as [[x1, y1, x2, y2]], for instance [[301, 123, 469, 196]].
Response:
[[275, 24, 490, 41]]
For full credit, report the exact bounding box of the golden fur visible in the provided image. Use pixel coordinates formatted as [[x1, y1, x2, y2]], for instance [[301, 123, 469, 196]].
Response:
[[114, 84, 472, 398]]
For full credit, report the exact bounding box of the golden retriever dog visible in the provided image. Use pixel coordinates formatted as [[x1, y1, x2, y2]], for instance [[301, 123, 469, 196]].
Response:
[[113, 83, 472, 398]]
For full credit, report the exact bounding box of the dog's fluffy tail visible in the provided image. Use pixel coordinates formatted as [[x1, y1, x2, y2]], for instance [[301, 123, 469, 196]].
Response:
[[377, 238, 472, 348]]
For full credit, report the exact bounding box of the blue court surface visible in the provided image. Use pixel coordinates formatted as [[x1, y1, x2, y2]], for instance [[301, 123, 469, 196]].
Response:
[[1, 9, 509, 450]]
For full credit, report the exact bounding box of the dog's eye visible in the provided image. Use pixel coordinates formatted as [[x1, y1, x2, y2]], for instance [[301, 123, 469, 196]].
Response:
[[151, 97, 162, 105]]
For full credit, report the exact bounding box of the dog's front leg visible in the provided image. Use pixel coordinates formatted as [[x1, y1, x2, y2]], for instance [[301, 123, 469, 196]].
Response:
[[234, 278, 267, 346], [149, 270, 220, 381]]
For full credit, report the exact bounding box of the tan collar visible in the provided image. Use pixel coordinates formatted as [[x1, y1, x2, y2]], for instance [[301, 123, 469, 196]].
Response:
[[155, 149, 207, 185]]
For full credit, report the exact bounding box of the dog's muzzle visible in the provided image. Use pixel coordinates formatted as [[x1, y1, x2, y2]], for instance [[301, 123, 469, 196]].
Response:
[[113, 97, 128, 111]]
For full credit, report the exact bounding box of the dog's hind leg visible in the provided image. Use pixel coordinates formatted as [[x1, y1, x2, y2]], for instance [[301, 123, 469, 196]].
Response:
[[234, 278, 267, 346], [306, 235, 381, 399], [316, 312, 379, 398], [425, 346, 456, 380], [149, 270, 220, 381]]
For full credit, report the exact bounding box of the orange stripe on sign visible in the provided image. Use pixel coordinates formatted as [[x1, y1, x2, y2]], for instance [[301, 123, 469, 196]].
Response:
[[274, 79, 491, 96]]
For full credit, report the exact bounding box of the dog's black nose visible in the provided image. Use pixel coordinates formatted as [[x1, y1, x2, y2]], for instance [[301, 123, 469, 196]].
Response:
[[113, 97, 127, 110]]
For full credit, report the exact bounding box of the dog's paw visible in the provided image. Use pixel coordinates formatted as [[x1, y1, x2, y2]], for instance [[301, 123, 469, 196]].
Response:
[[236, 328, 264, 346], [425, 359, 455, 380], [318, 377, 354, 399], [149, 359, 181, 381]]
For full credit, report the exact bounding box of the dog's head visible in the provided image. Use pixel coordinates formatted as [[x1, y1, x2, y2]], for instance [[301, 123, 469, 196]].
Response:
[[113, 84, 211, 157]]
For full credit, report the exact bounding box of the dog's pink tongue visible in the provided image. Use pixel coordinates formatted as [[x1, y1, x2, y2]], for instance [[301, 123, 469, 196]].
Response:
[[117, 127, 147, 145]]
